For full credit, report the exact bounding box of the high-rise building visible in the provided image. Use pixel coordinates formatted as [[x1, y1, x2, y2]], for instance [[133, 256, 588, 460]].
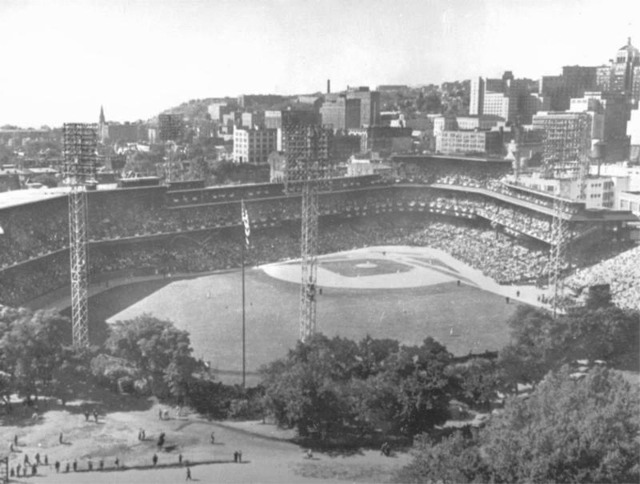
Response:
[[320, 95, 361, 131], [595, 38, 640, 100], [346, 86, 381, 127], [469, 73, 537, 123], [569, 91, 630, 161], [540, 67, 598, 111]]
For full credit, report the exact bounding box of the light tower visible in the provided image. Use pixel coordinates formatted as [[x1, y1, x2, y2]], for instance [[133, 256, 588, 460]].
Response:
[[63, 123, 98, 346], [282, 115, 333, 341], [544, 113, 591, 317]]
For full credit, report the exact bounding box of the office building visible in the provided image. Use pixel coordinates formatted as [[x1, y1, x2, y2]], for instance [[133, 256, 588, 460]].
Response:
[[346, 86, 381, 127], [320, 95, 361, 131], [436, 130, 503, 156], [595, 38, 640, 100], [470, 73, 538, 123], [233, 128, 277, 164]]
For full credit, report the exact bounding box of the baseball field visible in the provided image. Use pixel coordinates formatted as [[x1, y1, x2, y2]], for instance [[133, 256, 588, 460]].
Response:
[[90, 246, 522, 385]]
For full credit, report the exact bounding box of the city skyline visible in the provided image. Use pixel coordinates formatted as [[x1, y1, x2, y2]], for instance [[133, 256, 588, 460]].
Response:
[[0, 0, 638, 127]]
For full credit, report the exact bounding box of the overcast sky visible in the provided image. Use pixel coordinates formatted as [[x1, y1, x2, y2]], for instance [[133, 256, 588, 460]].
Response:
[[0, 0, 638, 127]]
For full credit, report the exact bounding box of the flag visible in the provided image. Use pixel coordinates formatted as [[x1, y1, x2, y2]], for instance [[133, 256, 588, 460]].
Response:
[[241, 200, 250, 248]]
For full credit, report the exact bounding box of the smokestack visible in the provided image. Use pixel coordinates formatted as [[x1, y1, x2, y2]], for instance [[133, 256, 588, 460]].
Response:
[[327, 79, 331, 94]]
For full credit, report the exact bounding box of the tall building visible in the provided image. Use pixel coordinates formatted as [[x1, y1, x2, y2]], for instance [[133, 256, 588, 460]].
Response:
[[320, 95, 361, 131], [540, 67, 598, 111], [346, 86, 381, 127], [595, 38, 640, 100], [469, 77, 484, 115], [233, 128, 277, 164], [470, 73, 537, 123], [532, 112, 592, 166], [569, 91, 630, 161]]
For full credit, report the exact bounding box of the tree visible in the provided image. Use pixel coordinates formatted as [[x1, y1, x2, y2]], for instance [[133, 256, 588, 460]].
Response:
[[483, 366, 640, 483], [498, 305, 640, 389], [261, 334, 358, 437], [394, 431, 489, 484], [446, 357, 499, 410], [262, 335, 455, 438], [0, 309, 69, 400], [105, 314, 199, 401], [385, 338, 454, 435], [397, 366, 640, 484]]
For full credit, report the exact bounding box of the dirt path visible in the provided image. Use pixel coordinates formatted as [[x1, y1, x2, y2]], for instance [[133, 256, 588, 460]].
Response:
[[2, 399, 408, 483]]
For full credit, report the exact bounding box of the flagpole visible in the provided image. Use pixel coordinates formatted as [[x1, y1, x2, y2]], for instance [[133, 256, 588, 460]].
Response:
[[241, 201, 247, 389]]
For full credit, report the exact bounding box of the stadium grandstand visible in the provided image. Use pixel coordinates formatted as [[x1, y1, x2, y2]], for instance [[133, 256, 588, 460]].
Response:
[[1, 156, 638, 311]]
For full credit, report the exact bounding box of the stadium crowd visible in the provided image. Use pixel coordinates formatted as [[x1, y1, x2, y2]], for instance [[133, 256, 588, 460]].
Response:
[[0, 214, 552, 307], [566, 245, 640, 311]]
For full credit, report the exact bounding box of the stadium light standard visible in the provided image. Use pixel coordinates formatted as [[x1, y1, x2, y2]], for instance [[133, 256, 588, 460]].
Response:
[[63, 123, 98, 347]]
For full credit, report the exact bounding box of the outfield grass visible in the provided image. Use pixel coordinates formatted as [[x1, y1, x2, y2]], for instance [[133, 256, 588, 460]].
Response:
[[92, 265, 520, 385]]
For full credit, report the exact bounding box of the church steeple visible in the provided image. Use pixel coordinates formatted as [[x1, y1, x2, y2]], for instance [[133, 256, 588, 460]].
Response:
[[99, 105, 106, 125]]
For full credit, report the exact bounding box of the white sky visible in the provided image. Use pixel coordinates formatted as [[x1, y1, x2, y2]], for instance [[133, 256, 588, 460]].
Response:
[[0, 0, 638, 127]]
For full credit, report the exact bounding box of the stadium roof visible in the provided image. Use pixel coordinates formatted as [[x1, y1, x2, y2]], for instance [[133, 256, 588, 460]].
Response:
[[0, 187, 68, 209]]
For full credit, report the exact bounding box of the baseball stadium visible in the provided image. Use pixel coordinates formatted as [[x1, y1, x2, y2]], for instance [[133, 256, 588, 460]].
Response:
[[2, 155, 639, 384]]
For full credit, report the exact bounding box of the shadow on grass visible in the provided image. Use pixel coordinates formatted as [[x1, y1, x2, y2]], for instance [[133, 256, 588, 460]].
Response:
[[293, 434, 412, 458]]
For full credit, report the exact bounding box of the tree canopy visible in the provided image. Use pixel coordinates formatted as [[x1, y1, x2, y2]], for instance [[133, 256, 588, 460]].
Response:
[[261, 334, 454, 438], [397, 366, 640, 484], [484, 366, 640, 483], [105, 314, 200, 402]]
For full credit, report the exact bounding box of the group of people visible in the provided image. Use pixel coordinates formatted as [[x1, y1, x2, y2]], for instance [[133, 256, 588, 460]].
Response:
[[1, 179, 635, 310], [566, 244, 640, 311]]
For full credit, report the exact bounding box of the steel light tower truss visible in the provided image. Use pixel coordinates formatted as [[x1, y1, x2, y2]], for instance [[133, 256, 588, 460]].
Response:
[[547, 113, 590, 317], [550, 198, 569, 318], [63, 123, 97, 347], [282, 122, 333, 342]]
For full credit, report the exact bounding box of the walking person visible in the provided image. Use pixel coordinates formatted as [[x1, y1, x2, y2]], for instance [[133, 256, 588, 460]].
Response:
[[55, 461, 60, 473], [152, 453, 158, 466], [59, 432, 64, 444], [186, 466, 192, 481]]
